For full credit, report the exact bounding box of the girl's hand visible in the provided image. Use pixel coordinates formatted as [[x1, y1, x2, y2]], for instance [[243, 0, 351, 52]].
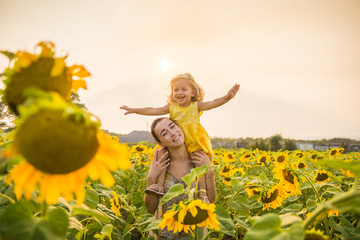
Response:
[[148, 147, 170, 180], [190, 150, 211, 167], [227, 84, 240, 100], [120, 105, 135, 115]]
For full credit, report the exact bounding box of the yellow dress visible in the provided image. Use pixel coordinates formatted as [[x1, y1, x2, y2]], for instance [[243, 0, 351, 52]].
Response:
[[170, 102, 213, 158]]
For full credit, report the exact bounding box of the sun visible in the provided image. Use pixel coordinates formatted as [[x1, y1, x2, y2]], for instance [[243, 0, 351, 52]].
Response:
[[159, 58, 171, 71]]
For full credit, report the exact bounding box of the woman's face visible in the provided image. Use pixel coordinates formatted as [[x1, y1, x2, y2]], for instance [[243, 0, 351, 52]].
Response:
[[154, 119, 184, 147]]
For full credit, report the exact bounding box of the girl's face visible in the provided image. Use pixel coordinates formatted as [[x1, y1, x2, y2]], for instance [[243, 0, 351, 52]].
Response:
[[172, 79, 195, 107], [154, 119, 184, 147]]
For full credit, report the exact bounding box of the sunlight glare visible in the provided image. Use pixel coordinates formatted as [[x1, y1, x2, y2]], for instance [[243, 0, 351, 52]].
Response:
[[159, 58, 171, 71]]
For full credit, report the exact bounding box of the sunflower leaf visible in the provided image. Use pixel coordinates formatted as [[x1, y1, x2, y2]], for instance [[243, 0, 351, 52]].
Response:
[[71, 207, 110, 223], [46, 207, 69, 237], [244, 213, 282, 240], [316, 159, 360, 176], [0, 50, 15, 61], [84, 189, 99, 209], [160, 184, 186, 205], [181, 164, 209, 186], [94, 224, 113, 240], [215, 204, 235, 237], [227, 198, 249, 217]]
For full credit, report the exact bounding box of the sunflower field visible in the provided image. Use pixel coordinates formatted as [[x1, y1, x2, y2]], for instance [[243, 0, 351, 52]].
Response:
[[0, 43, 360, 240]]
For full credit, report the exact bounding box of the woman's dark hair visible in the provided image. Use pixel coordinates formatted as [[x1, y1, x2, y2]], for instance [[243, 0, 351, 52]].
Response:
[[151, 117, 178, 143]]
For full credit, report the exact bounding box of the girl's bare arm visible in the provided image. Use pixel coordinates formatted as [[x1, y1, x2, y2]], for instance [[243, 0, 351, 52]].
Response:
[[198, 84, 239, 111], [120, 104, 170, 116]]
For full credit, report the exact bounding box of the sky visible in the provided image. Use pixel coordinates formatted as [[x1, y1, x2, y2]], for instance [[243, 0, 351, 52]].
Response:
[[0, 0, 359, 140]]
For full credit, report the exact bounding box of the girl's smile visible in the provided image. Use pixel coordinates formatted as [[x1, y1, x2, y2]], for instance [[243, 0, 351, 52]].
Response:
[[172, 79, 195, 107]]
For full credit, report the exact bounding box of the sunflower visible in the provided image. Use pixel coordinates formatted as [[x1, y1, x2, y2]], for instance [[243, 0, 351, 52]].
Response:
[[256, 151, 269, 165], [310, 152, 320, 161], [291, 159, 308, 170], [314, 170, 331, 183], [219, 164, 236, 177], [158, 199, 220, 234], [328, 148, 344, 158], [273, 167, 302, 196], [305, 228, 328, 240], [273, 152, 289, 166], [341, 168, 355, 178], [131, 143, 149, 154], [131, 144, 152, 165], [212, 157, 221, 166], [222, 176, 232, 186], [245, 184, 261, 198], [2, 41, 88, 114], [293, 150, 306, 161], [7, 92, 132, 204], [327, 209, 339, 217], [260, 184, 288, 210], [110, 192, 121, 217], [222, 151, 236, 163], [240, 152, 253, 164], [234, 167, 245, 176]]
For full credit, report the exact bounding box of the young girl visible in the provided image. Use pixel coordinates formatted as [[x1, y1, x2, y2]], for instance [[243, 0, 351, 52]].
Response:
[[120, 73, 239, 196]]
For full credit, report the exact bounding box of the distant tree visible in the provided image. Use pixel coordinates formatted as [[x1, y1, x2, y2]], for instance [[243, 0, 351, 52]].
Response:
[[269, 134, 283, 151], [284, 139, 297, 151], [248, 138, 269, 151], [70, 92, 87, 110]]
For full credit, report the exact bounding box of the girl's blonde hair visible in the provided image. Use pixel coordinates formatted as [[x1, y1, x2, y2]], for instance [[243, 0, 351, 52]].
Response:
[[167, 73, 204, 104]]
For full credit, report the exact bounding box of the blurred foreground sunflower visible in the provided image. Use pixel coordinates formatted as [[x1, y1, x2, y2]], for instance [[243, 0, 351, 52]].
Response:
[[305, 228, 328, 240], [7, 92, 132, 204], [158, 199, 219, 234], [1, 41, 88, 114]]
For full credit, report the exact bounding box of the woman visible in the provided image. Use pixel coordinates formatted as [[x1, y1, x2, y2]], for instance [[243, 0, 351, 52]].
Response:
[[145, 117, 216, 239]]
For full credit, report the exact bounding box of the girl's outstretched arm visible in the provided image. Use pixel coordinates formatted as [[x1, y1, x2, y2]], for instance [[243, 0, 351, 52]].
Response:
[[120, 104, 170, 116], [198, 84, 239, 111]]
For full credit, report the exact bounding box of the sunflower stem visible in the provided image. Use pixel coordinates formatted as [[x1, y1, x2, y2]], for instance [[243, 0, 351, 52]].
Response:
[[352, 175, 359, 192], [201, 229, 212, 240], [296, 169, 321, 203], [0, 193, 15, 204], [194, 225, 198, 240], [119, 195, 146, 238], [297, 169, 332, 238], [41, 200, 48, 217]]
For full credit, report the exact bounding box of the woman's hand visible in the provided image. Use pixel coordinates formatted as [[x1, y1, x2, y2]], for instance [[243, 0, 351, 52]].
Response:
[[148, 147, 170, 181], [190, 150, 211, 167]]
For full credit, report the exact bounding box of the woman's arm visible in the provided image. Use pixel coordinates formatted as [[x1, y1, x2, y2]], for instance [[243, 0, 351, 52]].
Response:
[[197, 84, 239, 112], [204, 165, 216, 203], [144, 148, 170, 214], [190, 150, 216, 203], [120, 104, 170, 116]]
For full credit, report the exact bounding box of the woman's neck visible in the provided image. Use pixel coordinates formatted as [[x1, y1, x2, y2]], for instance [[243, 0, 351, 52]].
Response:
[[168, 145, 190, 162]]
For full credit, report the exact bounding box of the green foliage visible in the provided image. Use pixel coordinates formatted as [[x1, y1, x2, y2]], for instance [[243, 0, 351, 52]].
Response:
[[248, 138, 269, 151], [284, 138, 297, 151], [269, 134, 283, 151], [1, 144, 359, 239]]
